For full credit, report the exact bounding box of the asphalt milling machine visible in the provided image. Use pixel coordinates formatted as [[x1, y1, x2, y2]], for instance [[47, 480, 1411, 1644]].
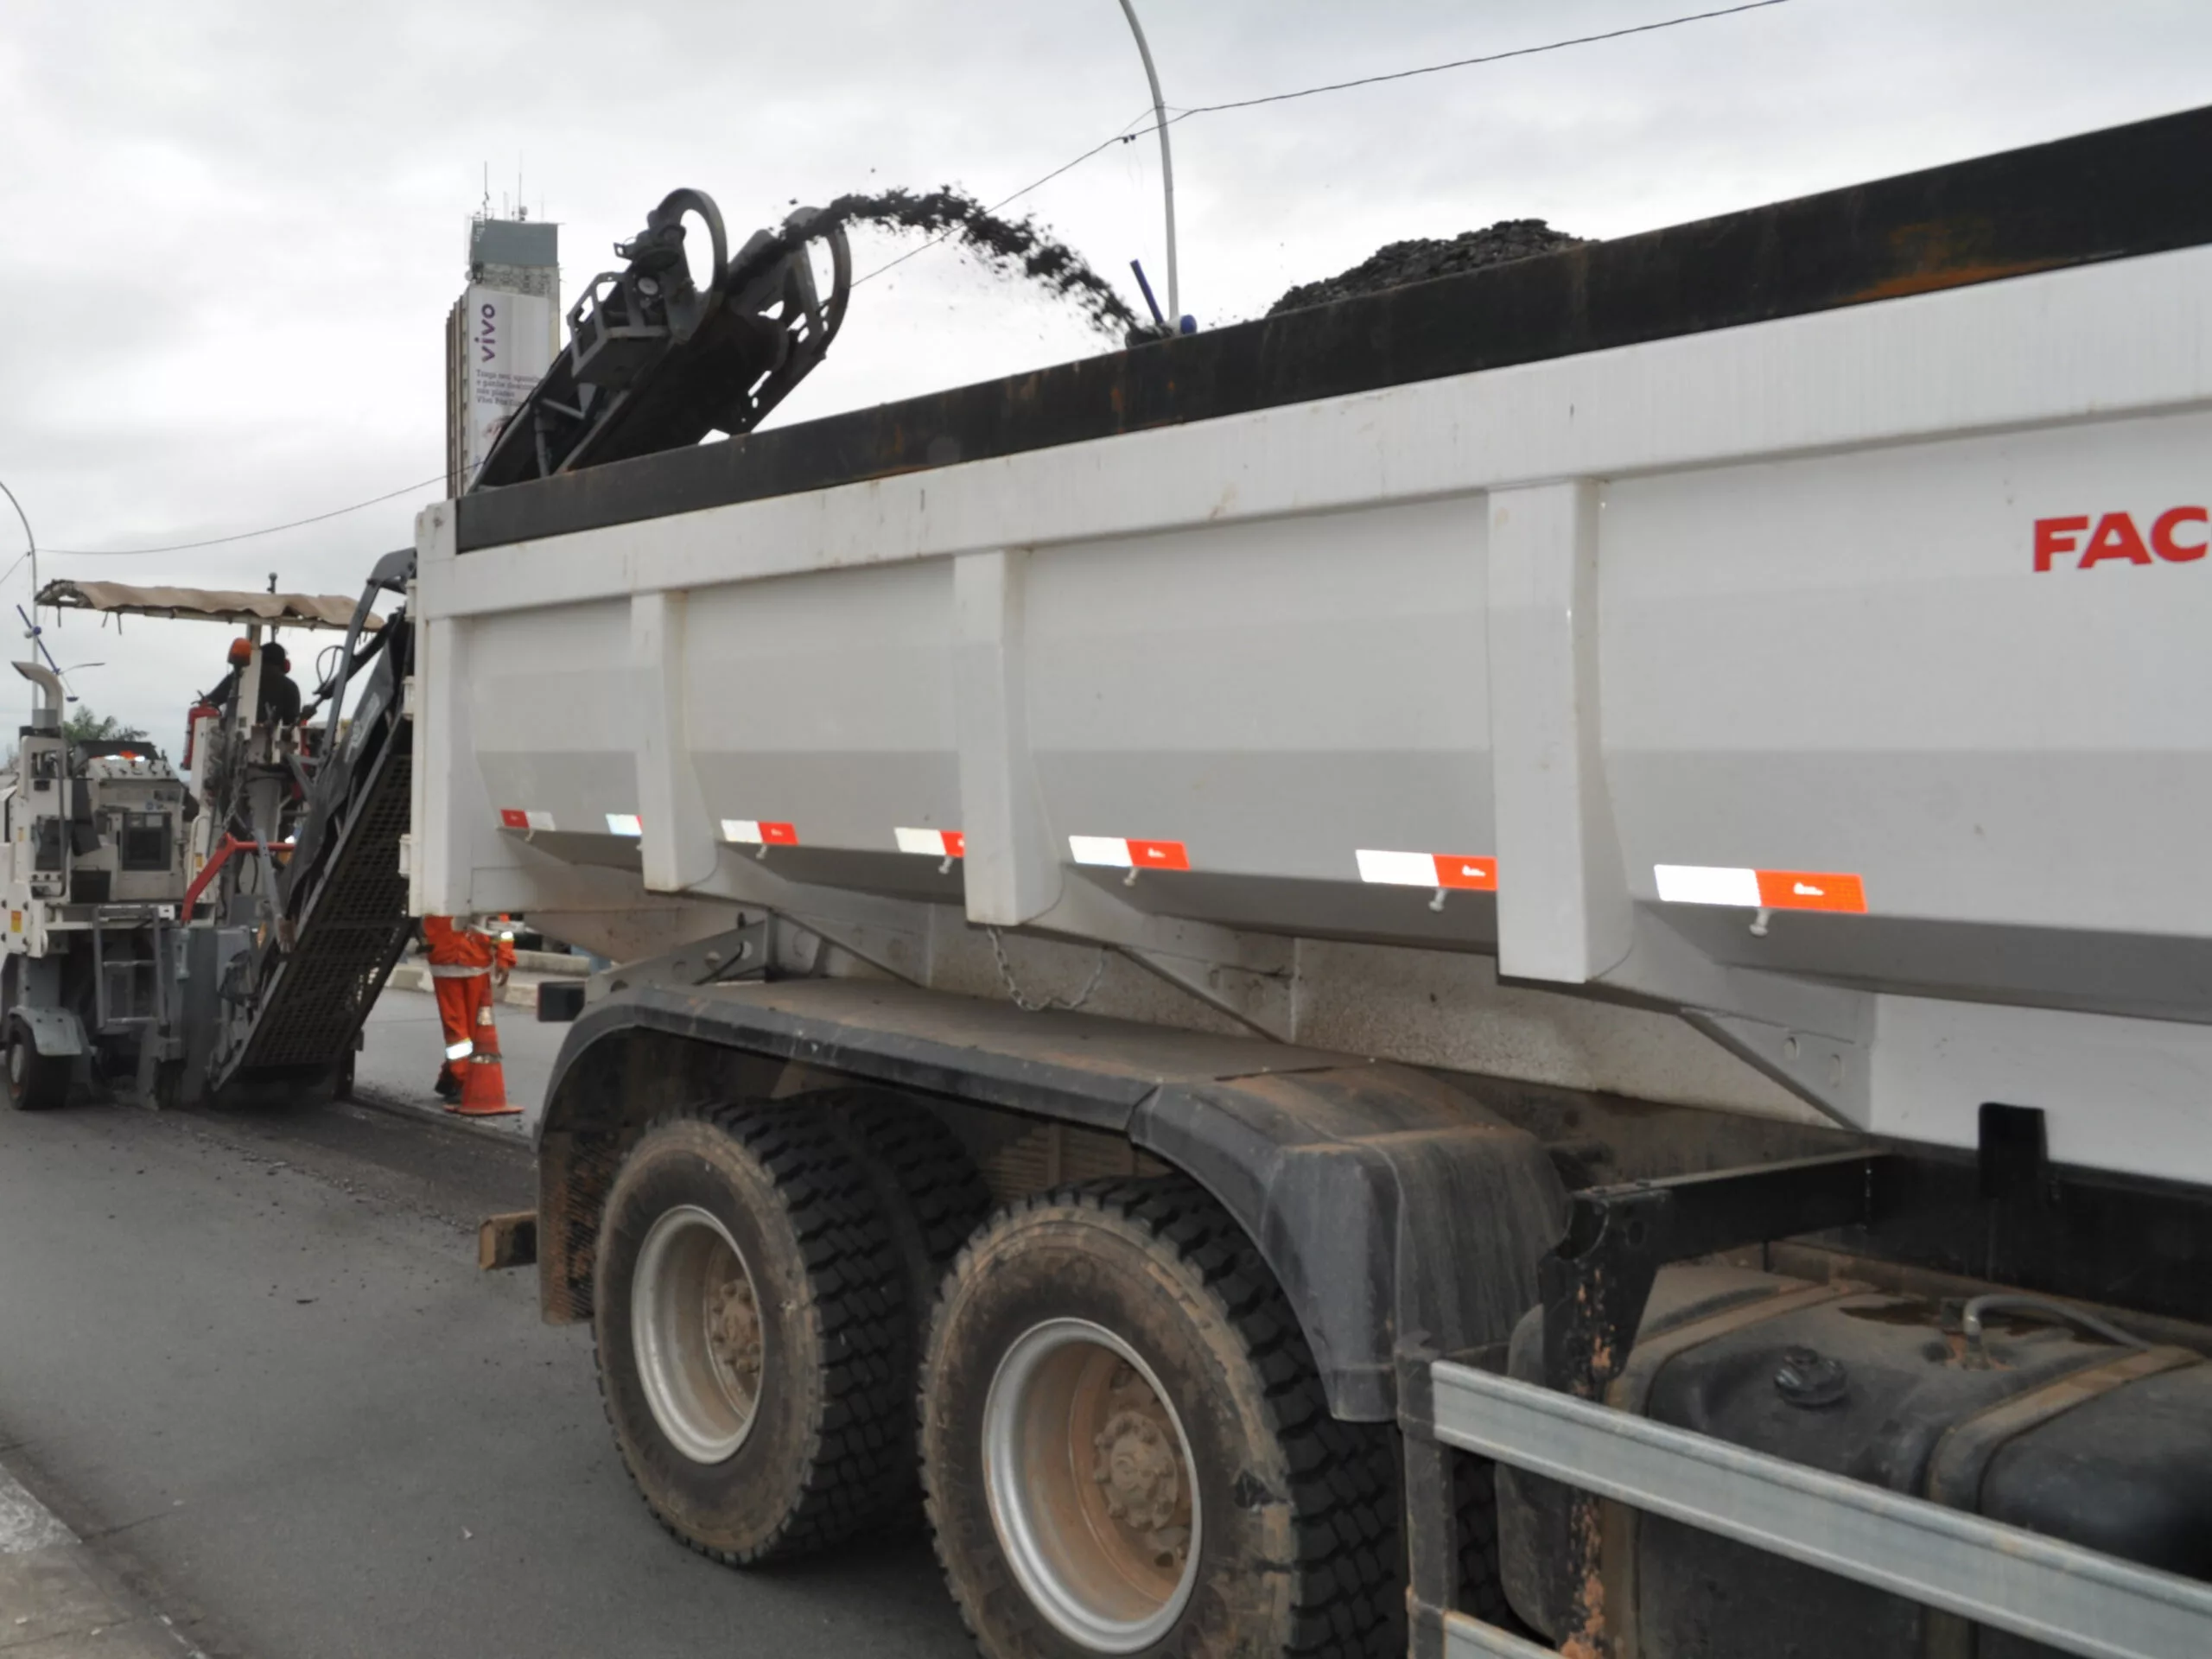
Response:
[[1, 573, 410, 1109], [0, 188, 850, 1113]]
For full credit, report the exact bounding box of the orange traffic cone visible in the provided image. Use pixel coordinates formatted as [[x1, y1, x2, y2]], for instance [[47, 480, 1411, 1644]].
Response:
[[453, 995, 519, 1117], [454, 1052, 517, 1116]]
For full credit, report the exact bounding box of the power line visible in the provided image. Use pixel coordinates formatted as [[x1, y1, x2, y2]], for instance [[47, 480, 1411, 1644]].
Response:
[[855, 0, 1793, 284], [40, 470, 448, 557], [1170, 0, 1792, 121]]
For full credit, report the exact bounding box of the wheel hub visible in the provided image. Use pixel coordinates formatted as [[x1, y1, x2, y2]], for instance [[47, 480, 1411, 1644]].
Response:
[[1093, 1404, 1184, 1545], [708, 1272, 762, 1400]]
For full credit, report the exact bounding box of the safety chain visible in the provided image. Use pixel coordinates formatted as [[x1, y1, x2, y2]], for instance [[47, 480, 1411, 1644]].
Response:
[[988, 928, 1109, 1014]]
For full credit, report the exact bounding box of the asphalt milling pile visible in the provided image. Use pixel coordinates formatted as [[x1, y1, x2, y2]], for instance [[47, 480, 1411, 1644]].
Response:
[[1268, 218, 1585, 315]]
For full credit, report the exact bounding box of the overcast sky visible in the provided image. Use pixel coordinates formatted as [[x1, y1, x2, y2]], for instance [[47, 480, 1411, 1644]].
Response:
[[1, 0, 2206, 741]]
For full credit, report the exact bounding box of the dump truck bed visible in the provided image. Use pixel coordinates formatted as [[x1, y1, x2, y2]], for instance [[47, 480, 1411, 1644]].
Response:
[[412, 106, 2212, 1187]]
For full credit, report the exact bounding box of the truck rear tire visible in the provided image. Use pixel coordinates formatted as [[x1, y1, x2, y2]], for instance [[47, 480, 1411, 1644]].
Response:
[[921, 1177, 1404, 1658], [4, 1018, 69, 1112], [591, 1103, 906, 1564], [824, 1088, 993, 1341], [824, 1089, 993, 1522]]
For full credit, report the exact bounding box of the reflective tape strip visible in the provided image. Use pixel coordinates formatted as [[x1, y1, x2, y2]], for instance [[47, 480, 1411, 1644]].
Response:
[[499, 808, 556, 832], [894, 827, 965, 858], [721, 819, 798, 846], [1069, 836, 1190, 872], [606, 813, 643, 837], [444, 1039, 474, 1061], [429, 964, 491, 979], [1357, 849, 1497, 892], [1656, 864, 1867, 913]]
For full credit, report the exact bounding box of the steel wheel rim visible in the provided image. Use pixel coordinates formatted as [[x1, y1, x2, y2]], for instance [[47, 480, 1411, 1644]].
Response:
[[982, 1317, 1202, 1653], [632, 1204, 764, 1464]]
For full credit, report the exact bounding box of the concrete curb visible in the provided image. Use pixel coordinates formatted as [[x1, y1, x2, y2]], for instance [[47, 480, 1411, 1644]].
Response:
[[0, 1461, 202, 1656], [513, 949, 588, 977], [350, 1084, 532, 1147], [386, 962, 544, 1009]]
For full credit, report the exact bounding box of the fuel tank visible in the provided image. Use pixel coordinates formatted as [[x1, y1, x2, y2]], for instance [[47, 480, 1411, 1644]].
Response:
[[1497, 1265, 2212, 1657]]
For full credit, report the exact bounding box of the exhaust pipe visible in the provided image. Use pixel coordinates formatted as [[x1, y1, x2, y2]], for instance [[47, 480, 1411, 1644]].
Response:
[[14, 661, 62, 733]]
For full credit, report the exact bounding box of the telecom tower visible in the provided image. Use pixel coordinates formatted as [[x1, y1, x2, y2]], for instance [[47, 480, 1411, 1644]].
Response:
[[444, 212, 560, 495]]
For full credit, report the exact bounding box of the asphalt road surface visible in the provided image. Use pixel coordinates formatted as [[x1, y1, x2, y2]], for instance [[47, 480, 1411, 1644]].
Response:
[[0, 993, 975, 1659]]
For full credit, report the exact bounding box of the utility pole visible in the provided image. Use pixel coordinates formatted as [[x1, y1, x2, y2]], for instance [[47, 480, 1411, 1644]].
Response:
[[1116, 0, 1180, 325]]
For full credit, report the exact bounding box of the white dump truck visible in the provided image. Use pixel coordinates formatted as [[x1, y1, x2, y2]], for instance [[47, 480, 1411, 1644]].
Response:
[[418, 109, 2212, 1658]]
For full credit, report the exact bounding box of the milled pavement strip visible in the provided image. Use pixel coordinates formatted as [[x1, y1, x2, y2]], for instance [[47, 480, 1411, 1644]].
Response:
[[0, 1464, 199, 1657]]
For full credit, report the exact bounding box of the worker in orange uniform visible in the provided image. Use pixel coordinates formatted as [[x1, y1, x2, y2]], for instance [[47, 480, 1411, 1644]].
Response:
[[423, 914, 519, 1116], [205, 637, 254, 716]]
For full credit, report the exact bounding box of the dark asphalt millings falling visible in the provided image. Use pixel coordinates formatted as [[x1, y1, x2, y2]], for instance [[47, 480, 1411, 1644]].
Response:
[[1268, 219, 1586, 315], [800, 186, 1141, 337]]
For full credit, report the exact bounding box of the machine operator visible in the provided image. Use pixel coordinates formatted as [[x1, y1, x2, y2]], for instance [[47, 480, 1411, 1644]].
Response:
[[205, 637, 302, 728]]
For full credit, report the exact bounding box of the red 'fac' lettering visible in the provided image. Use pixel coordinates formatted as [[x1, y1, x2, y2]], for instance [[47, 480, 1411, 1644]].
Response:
[[2080, 512, 2152, 568], [2033, 509, 2208, 571], [2033, 516, 2088, 572], [2152, 506, 2209, 563]]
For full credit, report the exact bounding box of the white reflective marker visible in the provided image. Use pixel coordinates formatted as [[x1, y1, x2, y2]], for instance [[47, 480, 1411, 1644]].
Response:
[[1068, 835, 1134, 868], [1654, 864, 1763, 906], [1356, 849, 1439, 887]]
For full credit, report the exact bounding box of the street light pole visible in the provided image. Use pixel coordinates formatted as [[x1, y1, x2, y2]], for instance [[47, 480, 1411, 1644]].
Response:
[[1116, 0, 1179, 325], [0, 475, 32, 609]]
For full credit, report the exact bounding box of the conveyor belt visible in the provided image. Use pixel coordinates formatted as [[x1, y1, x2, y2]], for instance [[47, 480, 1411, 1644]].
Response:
[[219, 735, 412, 1080], [207, 565, 416, 1096]]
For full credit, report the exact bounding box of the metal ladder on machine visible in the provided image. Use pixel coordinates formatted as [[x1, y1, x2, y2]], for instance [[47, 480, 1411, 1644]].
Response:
[[204, 552, 417, 1101]]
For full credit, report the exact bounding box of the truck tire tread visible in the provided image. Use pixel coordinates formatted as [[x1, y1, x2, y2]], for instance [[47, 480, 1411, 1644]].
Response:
[[592, 1100, 906, 1565], [822, 1089, 994, 1528], [1452, 1452, 1527, 1631], [824, 1088, 993, 1307]]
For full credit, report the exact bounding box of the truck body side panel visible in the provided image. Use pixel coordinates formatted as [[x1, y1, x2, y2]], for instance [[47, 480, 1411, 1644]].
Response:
[[416, 197, 2212, 1186]]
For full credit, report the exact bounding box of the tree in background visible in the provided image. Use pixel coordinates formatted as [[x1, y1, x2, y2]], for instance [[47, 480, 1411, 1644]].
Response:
[[61, 707, 149, 745]]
